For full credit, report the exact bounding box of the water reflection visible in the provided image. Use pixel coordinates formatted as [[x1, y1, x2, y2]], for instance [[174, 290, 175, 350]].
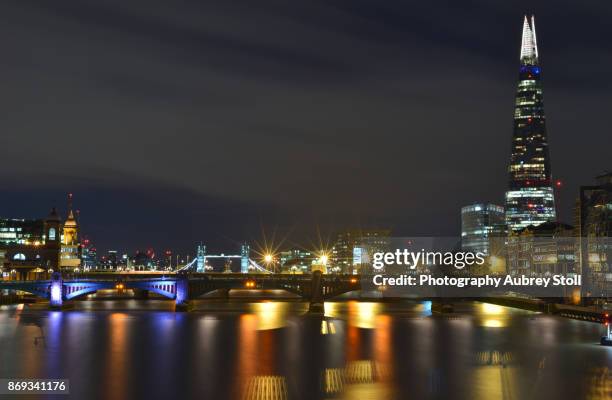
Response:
[[475, 302, 510, 328], [0, 301, 610, 400], [236, 314, 258, 398], [104, 313, 130, 400], [585, 367, 612, 400], [250, 301, 290, 330]]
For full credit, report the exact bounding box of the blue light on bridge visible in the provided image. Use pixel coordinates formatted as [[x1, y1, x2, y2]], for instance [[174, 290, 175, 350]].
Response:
[[50, 279, 63, 307], [175, 279, 188, 305]]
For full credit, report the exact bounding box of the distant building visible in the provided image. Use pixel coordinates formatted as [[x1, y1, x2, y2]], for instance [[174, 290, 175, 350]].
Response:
[[461, 203, 505, 256], [507, 221, 576, 277], [332, 229, 391, 274], [575, 172, 612, 297], [132, 249, 156, 270], [279, 249, 313, 273], [81, 239, 97, 270], [505, 15, 557, 231], [0, 208, 62, 279], [106, 250, 119, 269], [0, 219, 46, 246]]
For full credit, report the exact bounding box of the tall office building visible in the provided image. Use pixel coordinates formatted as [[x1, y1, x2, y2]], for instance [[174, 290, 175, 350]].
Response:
[[505, 15, 556, 231], [461, 203, 505, 255]]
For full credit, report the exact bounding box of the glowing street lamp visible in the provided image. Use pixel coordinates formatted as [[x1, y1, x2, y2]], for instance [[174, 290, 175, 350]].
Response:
[[319, 254, 329, 266]]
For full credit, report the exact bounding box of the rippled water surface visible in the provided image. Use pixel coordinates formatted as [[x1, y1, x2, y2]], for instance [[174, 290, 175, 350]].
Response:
[[1, 299, 611, 400]]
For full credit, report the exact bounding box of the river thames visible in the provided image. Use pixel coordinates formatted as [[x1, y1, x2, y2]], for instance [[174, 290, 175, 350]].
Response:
[[1, 298, 611, 400]]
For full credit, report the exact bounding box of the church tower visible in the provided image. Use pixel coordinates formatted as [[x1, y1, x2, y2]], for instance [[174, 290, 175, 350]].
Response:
[[63, 193, 78, 246], [60, 193, 81, 269]]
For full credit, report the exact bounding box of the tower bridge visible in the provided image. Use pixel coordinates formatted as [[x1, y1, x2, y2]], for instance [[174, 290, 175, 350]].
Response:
[[0, 271, 361, 313], [178, 243, 272, 273]]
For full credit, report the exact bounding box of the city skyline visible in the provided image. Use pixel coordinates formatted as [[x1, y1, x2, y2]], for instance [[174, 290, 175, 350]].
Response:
[[1, 2, 611, 252], [1, 4, 611, 399]]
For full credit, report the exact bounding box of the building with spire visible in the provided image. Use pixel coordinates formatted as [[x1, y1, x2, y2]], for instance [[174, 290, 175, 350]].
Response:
[[59, 193, 81, 269], [505, 15, 557, 231]]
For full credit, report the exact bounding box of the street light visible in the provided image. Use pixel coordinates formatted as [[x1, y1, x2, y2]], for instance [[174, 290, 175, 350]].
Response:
[[318, 252, 329, 266]]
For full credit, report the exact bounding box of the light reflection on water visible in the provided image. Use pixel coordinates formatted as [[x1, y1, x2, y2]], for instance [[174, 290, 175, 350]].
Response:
[[249, 301, 290, 331], [0, 300, 611, 400]]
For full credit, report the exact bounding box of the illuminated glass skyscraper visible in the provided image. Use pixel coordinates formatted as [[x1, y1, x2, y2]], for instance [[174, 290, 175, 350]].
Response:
[[461, 203, 505, 255], [505, 15, 556, 231]]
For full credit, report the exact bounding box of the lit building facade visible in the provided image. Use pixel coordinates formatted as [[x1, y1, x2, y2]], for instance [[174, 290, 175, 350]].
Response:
[[507, 222, 576, 277], [279, 249, 313, 273], [575, 172, 612, 296], [0, 219, 46, 246], [332, 229, 391, 274], [505, 15, 556, 231], [59, 194, 81, 270], [0, 208, 62, 279], [461, 203, 505, 256]]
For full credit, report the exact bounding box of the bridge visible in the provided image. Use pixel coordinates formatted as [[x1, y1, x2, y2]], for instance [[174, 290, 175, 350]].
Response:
[[0, 271, 361, 313], [177, 243, 273, 273]]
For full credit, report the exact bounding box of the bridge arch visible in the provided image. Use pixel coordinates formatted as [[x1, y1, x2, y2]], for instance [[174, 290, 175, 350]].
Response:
[[0, 281, 51, 299], [125, 280, 176, 299], [63, 281, 116, 300]]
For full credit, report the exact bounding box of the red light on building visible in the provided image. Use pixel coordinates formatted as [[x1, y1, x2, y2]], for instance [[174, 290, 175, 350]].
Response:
[[555, 180, 562, 188]]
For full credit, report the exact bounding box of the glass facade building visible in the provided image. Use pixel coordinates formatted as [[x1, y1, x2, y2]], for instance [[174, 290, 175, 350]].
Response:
[[505, 15, 556, 231], [461, 204, 505, 256]]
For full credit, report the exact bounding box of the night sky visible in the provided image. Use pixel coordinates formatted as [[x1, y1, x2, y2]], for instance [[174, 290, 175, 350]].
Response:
[[1, 0, 610, 255]]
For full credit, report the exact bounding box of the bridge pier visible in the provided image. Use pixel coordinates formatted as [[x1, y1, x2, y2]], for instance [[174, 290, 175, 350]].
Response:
[[175, 272, 193, 312], [431, 300, 454, 313], [133, 289, 149, 299], [49, 272, 63, 310], [308, 271, 325, 314]]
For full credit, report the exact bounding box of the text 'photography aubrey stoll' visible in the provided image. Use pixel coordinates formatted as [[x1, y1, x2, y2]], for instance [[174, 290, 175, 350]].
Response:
[[359, 237, 585, 297]]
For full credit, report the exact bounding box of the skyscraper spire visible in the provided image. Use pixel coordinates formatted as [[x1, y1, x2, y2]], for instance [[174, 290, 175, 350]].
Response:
[[520, 15, 539, 64], [505, 15, 556, 231]]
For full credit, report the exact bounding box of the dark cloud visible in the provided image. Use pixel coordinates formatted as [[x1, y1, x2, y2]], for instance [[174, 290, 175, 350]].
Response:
[[0, 0, 610, 252]]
